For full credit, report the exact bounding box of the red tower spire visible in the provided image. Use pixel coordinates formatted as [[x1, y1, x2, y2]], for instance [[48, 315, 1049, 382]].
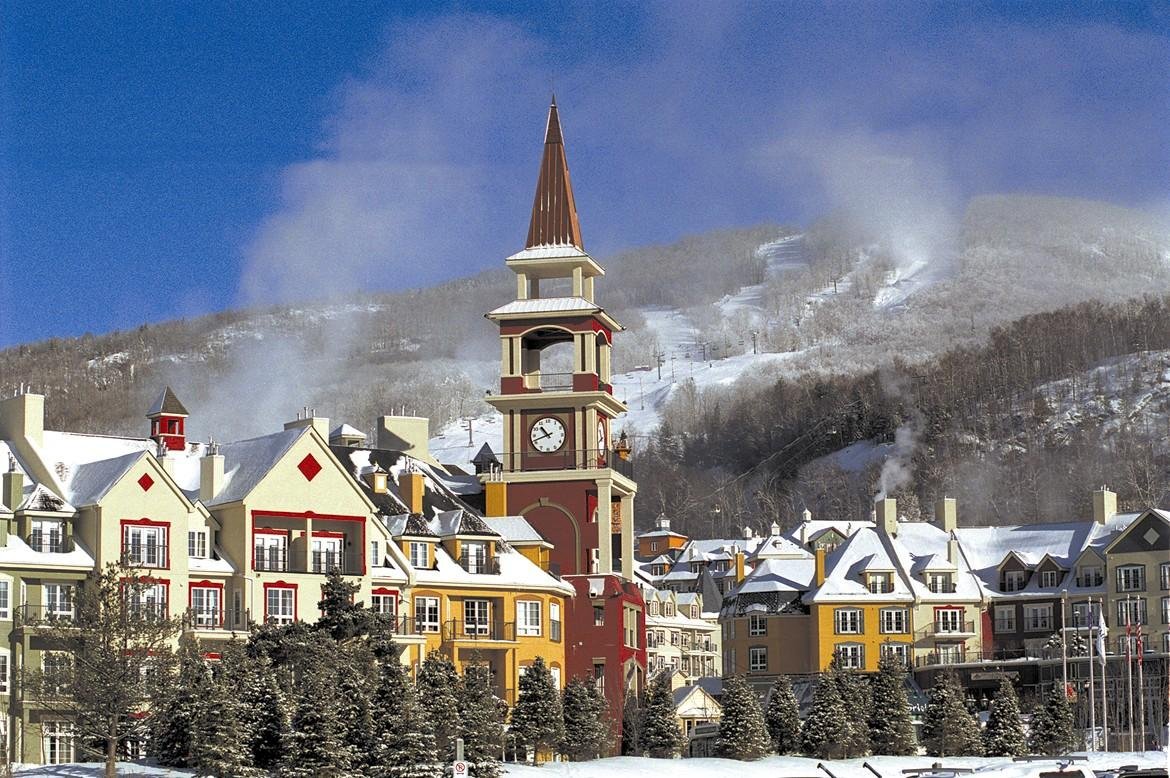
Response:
[[525, 96, 584, 250]]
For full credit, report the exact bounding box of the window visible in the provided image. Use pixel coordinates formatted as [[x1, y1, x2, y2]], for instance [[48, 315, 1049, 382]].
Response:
[[0, 580, 8, 620], [670, 631, 680, 646], [44, 584, 74, 618], [30, 519, 65, 553], [664, 603, 675, 617], [190, 586, 221, 628], [624, 606, 639, 649], [834, 608, 862, 634], [927, 573, 955, 593], [370, 591, 397, 617], [837, 643, 864, 669], [127, 581, 168, 620], [1116, 565, 1146, 592], [550, 665, 561, 688], [464, 599, 490, 636], [1116, 597, 1147, 626], [1022, 604, 1052, 631], [867, 573, 894, 593], [749, 614, 767, 636], [123, 523, 167, 567], [593, 662, 605, 694], [311, 536, 342, 573], [265, 586, 295, 625], [994, 606, 1017, 633], [749, 646, 767, 672], [1001, 570, 1027, 592], [1161, 596, 1169, 625], [1072, 600, 1101, 627], [1079, 565, 1104, 587], [188, 530, 208, 559], [936, 609, 965, 633], [0, 651, 8, 693], [880, 608, 908, 634], [43, 653, 71, 695], [409, 542, 429, 569], [649, 600, 659, 616], [593, 605, 605, 626], [650, 541, 659, 552], [254, 532, 288, 572], [690, 605, 698, 619], [550, 601, 562, 641], [881, 643, 909, 665], [1040, 570, 1061, 588], [43, 721, 74, 765], [416, 596, 440, 633], [1161, 563, 1170, 591], [369, 540, 381, 569], [461, 541, 488, 573], [517, 600, 542, 636], [935, 643, 965, 663], [1164, 632, 1170, 655]]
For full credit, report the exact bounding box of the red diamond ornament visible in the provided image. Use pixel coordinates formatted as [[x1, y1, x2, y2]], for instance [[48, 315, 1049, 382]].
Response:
[[297, 454, 322, 482], [138, 473, 154, 491]]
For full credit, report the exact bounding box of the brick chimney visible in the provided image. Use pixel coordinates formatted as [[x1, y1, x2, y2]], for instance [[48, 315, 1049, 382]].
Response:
[[935, 497, 957, 533], [1092, 487, 1116, 525], [875, 496, 898, 537]]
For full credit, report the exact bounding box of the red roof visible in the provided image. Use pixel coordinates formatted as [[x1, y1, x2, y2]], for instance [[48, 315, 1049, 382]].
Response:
[[525, 97, 584, 250]]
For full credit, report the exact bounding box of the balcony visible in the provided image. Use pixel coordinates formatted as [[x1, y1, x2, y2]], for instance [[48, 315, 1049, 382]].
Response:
[[458, 556, 501, 575], [27, 532, 71, 554], [253, 548, 364, 575], [1022, 616, 1054, 632], [914, 646, 1067, 667], [442, 620, 516, 643], [500, 448, 634, 480], [919, 619, 976, 637], [122, 542, 168, 569], [14, 604, 75, 628]]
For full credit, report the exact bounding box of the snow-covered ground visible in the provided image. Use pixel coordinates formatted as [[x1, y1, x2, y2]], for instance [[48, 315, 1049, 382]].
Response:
[[504, 753, 1167, 778]]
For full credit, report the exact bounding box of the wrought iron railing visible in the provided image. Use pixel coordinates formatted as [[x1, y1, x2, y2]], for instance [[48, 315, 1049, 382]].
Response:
[[442, 620, 515, 642], [15, 604, 75, 627], [253, 547, 363, 575], [28, 532, 70, 553], [458, 556, 501, 575], [122, 542, 168, 568], [919, 619, 976, 636]]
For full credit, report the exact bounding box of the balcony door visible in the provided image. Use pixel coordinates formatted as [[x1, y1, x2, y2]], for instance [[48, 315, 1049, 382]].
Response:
[[464, 599, 490, 636], [312, 536, 343, 573], [254, 533, 287, 572]]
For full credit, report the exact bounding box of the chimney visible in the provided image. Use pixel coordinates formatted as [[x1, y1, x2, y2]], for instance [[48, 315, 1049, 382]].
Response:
[[361, 469, 388, 495], [734, 551, 745, 584], [399, 468, 425, 514], [200, 446, 224, 504], [875, 496, 898, 537], [0, 392, 45, 448], [284, 408, 330, 439], [814, 547, 827, 586], [377, 416, 437, 464], [742, 526, 754, 541], [947, 533, 960, 566], [3, 459, 23, 514], [1092, 487, 1116, 525], [484, 480, 507, 516], [935, 497, 957, 533]]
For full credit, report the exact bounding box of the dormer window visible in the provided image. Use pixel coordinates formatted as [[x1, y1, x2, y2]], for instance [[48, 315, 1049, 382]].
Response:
[[927, 573, 955, 594], [1001, 571, 1026, 592], [409, 542, 430, 569], [1078, 565, 1104, 587], [867, 573, 894, 594], [649, 601, 659, 616], [690, 605, 698, 619], [1040, 570, 1061, 588], [460, 541, 489, 573]]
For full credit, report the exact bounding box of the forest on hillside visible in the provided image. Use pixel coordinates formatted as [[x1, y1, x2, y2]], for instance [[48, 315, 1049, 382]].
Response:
[[636, 295, 1170, 532]]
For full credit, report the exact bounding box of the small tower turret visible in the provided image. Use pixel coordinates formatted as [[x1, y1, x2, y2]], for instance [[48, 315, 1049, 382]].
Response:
[[146, 386, 189, 452]]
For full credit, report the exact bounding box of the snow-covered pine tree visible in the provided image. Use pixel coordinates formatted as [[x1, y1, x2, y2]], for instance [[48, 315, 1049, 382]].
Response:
[[458, 664, 505, 778], [764, 675, 801, 755], [192, 641, 253, 778], [510, 657, 565, 760], [922, 672, 983, 757], [370, 653, 441, 778], [317, 568, 372, 643], [560, 676, 612, 761], [621, 693, 643, 756], [279, 644, 350, 778], [1028, 686, 1076, 755], [640, 672, 684, 758], [834, 659, 872, 757], [801, 671, 848, 759], [148, 631, 210, 767], [337, 642, 378, 775], [983, 678, 1026, 756], [868, 651, 916, 756], [715, 674, 770, 761], [416, 650, 461, 761], [242, 653, 288, 772]]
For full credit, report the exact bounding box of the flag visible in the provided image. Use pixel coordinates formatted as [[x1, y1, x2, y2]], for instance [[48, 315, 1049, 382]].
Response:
[[1095, 603, 1108, 667], [1135, 624, 1143, 666]]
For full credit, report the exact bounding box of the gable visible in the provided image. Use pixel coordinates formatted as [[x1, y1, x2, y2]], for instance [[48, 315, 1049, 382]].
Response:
[[998, 552, 1030, 573], [242, 430, 375, 517], [102, 453, 195, 519], [1107, 511, 1170, 555], [1036, 556, 1065, 574]]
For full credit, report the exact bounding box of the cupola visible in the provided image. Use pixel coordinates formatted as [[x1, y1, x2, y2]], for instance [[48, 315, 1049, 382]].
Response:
[[147, 386, 189, 452]]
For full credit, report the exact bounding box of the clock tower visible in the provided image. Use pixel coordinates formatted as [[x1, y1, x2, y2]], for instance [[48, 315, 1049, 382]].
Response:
[[482, 97, 637, 579]]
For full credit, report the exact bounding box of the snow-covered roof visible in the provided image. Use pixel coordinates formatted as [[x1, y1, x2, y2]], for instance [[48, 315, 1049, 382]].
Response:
[[485, 516, 547, 544], [506, 245, 590, 262], [488, 296, 601, 317], [18, 481, 74, 513], [66, 451, 145, 507], [209, 428, 304, 505], [888, 522, 983, 602], [409, 541, 573, 596], [788, 518, 874, 545], [752, 533, 813, 560], [329, 423, 366, 441], [0, 533, 94, 569], [806, 527, 916, 603]]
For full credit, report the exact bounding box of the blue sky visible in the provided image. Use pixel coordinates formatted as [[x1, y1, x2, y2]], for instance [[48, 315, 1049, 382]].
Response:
[[2, 2, 1167, 347]]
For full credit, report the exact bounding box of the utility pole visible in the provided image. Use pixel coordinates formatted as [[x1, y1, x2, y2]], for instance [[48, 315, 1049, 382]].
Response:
[[653, 348, 665, 381], [750, 330, 759, 355]]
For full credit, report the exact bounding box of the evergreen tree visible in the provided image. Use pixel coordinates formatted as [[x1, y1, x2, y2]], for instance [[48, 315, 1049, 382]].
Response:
[[417, 650, 461, 761], [149, 632, 210, 767], [640, 672, 684, 758], [765, 675, 802, 755], [834, 661, 872, 757], [560, 676, 612, 761], [458, 664, 505, 778], [242, 653, 288, 772], [192, 642, 253, 778], [621, 693, 643, 756], [868, 652, 917, 756], [370, 655, 441, 778], [317, 568, 373, 643], [337, 642, 378, 775], [280, 644, 350, 778], [510, 657, 565, 759], [922, 672, 983, 757], [715, 675, 770, 761], [1028, 686, 1076, 756], [801, 672, 848, 759], [983, 678, 1026, 756]]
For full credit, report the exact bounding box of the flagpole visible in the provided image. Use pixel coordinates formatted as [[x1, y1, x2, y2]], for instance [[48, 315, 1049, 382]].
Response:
[[1096, 596, 1109, 752], [1060, 589, 1069, 693], [1135, 623, 1145, 752], [1084, 604, 1097, 750], [1124, 597, 1134, 752]]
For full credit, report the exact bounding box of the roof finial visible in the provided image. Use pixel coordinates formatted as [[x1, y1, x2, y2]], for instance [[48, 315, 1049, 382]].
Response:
[[526, 99, 583, 250]]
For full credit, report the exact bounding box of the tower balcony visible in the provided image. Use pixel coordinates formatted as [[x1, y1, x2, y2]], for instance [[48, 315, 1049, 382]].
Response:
[[497, 448, 634, 480], [501, 371, 611, 395]]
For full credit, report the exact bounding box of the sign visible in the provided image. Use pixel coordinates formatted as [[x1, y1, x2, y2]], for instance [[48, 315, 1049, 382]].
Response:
[[452, 761, 468, 776], [971, 671, 1018, 681], [610, 500, 622, 533]]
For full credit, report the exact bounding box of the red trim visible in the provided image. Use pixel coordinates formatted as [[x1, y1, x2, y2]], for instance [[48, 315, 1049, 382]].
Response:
[[251, 528, 290, 571], [121, 517, 170, 527], [371, 587, 398, 596], [262, 581, 298, 624], [202, 652, 222, 661], [312, 530, 346, 538], [252, 510, 365, 523], [188, 580, 226, 624]]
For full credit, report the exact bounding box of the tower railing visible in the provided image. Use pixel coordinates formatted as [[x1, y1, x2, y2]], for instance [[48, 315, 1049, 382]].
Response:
[[500, 448, 634, 479]]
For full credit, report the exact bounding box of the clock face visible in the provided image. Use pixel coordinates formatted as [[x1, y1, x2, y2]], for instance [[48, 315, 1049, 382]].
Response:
[[530, 416, 566, 453], [597, 420, 607, 452]]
